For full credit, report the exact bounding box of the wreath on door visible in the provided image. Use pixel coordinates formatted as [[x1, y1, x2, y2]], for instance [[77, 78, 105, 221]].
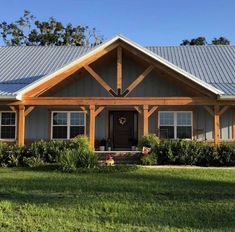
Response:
[[118, 116, 127, 125]]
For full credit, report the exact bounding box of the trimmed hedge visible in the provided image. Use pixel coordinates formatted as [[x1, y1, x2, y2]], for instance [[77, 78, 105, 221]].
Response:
[[0, 135, 97, 170], [156, 140, 235, 166], [0, 136, 235, 168]]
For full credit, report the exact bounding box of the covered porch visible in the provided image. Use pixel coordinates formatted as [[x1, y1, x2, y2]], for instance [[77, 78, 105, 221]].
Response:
[[6, 96, 234, 149]]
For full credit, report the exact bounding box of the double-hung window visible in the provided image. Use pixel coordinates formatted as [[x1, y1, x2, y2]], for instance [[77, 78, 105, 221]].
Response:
[[52, 111, 86, 139], [159, 111, 192, 139], [0, 112, 16, 140]]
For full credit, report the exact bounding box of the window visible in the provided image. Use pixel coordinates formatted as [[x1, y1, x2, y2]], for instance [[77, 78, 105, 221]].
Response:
[[159, 111, 192, 139], [52, 111, 86, 139], [0, 112, 16, 139]]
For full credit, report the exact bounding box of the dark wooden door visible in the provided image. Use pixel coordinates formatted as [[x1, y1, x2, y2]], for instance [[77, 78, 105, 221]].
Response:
[[109, 111, 138, 149]]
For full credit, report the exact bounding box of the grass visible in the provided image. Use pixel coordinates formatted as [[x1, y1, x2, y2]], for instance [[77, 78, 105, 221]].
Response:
[[0, 166, 234, 232]]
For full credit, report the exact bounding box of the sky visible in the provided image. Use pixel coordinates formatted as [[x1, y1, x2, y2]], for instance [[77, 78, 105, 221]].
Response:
[[0, 0, 234, 46]]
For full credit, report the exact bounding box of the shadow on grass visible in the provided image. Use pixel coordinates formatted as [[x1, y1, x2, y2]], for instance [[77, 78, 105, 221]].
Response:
[[0, 167, 234, 231]]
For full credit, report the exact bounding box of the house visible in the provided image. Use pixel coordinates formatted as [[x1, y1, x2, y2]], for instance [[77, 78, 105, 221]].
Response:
[[0, 34, 235, 150]]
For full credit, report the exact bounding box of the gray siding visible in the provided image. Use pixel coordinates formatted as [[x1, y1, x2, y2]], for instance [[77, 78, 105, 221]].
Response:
[[49, 55, 192, 97], [24, 105, 234, 142], [25, 106, 49, 140]]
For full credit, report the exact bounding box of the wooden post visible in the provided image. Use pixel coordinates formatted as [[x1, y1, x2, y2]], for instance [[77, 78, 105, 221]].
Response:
[[214, 105, 220, 145], [18, 105, 25, 146], [117, 47, 122, 95], [233, 111, 235, 141], [89, 105, 95, 149], [143, 105, 149, 136]]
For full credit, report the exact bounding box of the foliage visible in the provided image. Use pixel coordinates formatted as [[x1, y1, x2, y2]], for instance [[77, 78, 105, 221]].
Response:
[[23, 156, 44, 167], [180, 37, 207, 45], [140, 153, 157, 165], [0, 143, 25, 167], [212, 37, 230, 45], [58, 149, 78, 172], [216, 143, 235, 166], [155, 140, 235, 166], [138, 134, 160, 151], [59, 135, 98, 172], [180, 36, 230, 46], [27, 140, 67, 163], [0, 10, 103, 46]]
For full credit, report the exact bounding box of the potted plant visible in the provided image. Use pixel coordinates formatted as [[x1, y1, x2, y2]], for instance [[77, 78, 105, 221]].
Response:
[[99, 138, 106, 151], [131, 138, 138, 151], [106, 138, 112, 151]]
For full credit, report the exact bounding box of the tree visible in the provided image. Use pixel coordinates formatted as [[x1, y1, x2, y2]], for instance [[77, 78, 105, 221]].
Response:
[[0, 10, 103, 46], [212, 37, 230, 45], [180, 37, 207, 46], [181, 36, 231, 46]]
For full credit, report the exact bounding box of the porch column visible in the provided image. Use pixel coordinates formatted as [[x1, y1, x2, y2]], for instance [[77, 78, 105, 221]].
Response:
[[17, 105, 25, 146], [89, 105, 95, 149], [143, 105, 149, 136], [214, 105, 220, 145]]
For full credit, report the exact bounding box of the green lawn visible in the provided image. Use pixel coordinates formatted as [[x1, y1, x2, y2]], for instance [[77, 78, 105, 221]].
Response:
[[0, 167, 234, 232]]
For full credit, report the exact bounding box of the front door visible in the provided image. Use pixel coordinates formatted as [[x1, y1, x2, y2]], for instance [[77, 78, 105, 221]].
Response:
[[109, 111, 138, 150]]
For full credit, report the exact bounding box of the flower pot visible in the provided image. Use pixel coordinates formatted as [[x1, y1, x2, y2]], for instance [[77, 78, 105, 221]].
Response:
[[99, 146, 105, 151], [131, 146, 136, 151], [107, 147, 112, 151]]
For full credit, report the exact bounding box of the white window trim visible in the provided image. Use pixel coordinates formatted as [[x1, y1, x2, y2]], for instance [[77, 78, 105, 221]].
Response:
[[158, 111, 193, 139], [51, 111, 86, 140], [0, 111, 17, 141]]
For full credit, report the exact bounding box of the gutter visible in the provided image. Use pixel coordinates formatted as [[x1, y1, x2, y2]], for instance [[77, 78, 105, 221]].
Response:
[[218, 95, 235, 100], [0, 95, 18, 100]]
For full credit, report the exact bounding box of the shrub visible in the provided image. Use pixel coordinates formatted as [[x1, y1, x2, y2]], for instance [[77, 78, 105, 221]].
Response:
[[59, 135, 98, 172], [195, 143, 216, 166], [138, 134, 160, 151], [27, 140, 67, 163], [23, 156, 44, 167], [0, 143, 25, 167], [216, 143, 235, 166], [156, 140, 220, 166], [58, 149, 77, 172], [141, 153, 157, 165]]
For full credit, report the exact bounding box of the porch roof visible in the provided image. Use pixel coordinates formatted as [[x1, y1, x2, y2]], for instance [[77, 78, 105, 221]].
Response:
[[0, 35, 234, 98]]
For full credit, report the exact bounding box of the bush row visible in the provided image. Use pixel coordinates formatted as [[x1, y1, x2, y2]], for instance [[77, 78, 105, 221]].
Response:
[[0, 135, 97, 171], [139, 134, 235, 166]]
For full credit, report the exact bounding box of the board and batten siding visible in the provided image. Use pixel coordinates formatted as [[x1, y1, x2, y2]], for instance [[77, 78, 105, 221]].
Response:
[[24, 106, 233, 141], [47, 55, 193, 98]]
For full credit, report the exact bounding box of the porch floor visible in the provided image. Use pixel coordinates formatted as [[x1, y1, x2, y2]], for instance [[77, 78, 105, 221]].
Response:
[[95, 150, 141, 154]]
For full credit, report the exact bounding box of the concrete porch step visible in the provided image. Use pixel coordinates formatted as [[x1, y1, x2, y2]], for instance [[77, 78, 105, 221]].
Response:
[[95, 151, 141, 164]]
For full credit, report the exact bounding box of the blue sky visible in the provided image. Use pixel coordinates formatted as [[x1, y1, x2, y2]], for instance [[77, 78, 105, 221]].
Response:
[[0, 0, 234, 45]]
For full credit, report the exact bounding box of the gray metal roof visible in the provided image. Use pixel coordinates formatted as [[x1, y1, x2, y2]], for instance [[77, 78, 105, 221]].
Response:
[[147, 45, 235, 95], [0, 46, 93, 96], [0, 44, 234, 97]]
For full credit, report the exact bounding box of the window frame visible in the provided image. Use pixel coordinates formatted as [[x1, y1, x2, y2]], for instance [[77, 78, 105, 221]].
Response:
[[0, 111, 17, 141], [51, 111, 86, 140], [158, 111, 193, 139]]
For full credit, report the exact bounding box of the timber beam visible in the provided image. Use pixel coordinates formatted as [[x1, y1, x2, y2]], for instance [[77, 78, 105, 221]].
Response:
[[25, 106, 35, 117], [22, 41, 121, 97], [117, 47, 122, 95], [122, 65, 154, 96], [214, 105, 220, 145], [7, 97, 235, 106], [204, 105, 230, 116], [143, 105, 158, 135], [17, 105, 25, 146], [89, 105, 105, 148], [84, 65, 117, 97]]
